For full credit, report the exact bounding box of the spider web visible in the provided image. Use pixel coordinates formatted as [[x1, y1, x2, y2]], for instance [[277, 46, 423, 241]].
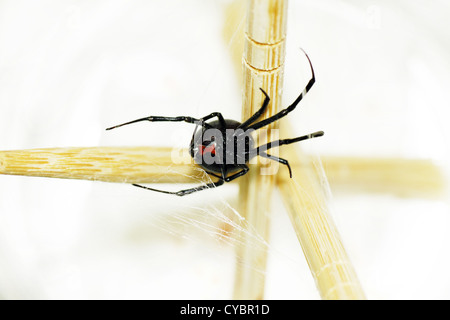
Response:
[[106, 147, 330, 299]]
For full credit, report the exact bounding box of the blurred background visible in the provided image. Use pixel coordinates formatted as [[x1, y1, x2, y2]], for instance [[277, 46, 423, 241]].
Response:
[[0, 0, 449, 299]]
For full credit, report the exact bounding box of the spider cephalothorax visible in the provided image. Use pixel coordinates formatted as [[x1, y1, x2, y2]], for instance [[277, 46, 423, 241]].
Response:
[[106, 50, 323, 196]]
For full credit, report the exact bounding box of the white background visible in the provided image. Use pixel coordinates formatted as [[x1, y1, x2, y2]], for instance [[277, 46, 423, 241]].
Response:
[[0, 0, 449, 299]]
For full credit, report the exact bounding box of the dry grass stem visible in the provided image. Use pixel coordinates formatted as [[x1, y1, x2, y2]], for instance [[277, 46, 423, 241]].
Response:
[[0, 147, 443, 199], [278, 123, 366, 299], [0, 147, 202, 184], [324, 156, 445, 198], [231, 0, 288, 300]]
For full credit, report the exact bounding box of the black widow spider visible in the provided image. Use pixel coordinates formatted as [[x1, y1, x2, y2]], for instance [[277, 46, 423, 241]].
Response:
[[106, 50, 323, 196]]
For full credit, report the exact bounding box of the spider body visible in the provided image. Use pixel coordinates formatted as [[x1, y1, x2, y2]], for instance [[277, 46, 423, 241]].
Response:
[[190, 118, 254, 175], [106, 50, 323, 196]]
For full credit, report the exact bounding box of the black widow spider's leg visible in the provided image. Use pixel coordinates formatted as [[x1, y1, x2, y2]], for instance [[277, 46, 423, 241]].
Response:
[[205, 112, 227, 128], [258, 152, 293, 178], [198, 164, 249, 183], [106, 112, 227, 131], [132, 179, 224, 197], [255, 131, 324, 152], [252, 131, 324, 178], [237, 88, 270, 130], [132, 164, 249, 196], [223, 165, 249, 182], [106, 116, 203, 130], [243, 49, 316, 132], [132, 163, 229, 197]]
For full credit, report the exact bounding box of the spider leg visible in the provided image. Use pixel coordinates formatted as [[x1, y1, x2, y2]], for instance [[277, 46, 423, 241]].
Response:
[[203, 112, 226, 128], [223, 165, 249, 182], [258, 152, 293, 178], [190, 164, 248, 185], [255, 131, 324, 153], [238, 88, 270, 130], [106, 111, 228, 131], [106, 116, 204, 131], [132, 179, 224, 197], [252, 131, 324, 178], [244, 49, 316, 132]]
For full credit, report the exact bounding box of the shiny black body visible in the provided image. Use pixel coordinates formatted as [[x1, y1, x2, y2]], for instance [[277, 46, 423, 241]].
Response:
[[189, 119, 254, 175]]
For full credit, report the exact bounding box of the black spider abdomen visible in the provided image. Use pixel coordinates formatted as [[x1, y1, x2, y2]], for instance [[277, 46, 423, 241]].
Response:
[[190, 119, 255, 174]]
